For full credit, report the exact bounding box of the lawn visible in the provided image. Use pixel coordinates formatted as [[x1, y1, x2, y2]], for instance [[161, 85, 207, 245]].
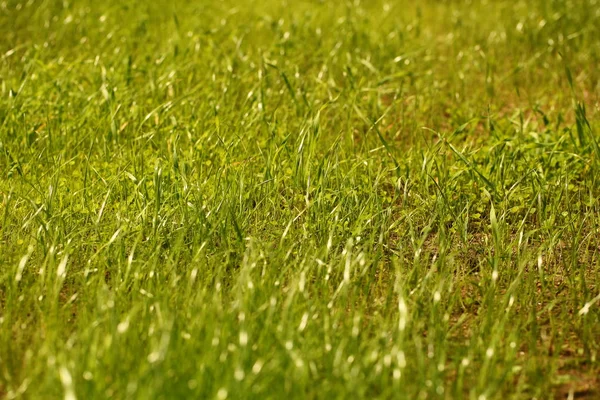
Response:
[[1, 0, 599, 398]]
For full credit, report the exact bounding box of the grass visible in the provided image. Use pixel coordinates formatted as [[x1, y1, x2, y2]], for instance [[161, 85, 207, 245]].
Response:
[[1, 0, 599, 398]]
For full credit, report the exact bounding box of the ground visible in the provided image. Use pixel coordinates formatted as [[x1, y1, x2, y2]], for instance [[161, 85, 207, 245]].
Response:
[[1, 0, 599, 398]]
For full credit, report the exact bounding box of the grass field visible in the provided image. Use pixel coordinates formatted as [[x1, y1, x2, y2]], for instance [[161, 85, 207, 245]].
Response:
[[1, 0, 600, 398]]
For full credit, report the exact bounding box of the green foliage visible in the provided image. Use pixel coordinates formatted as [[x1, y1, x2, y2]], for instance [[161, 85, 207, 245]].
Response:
[[1, 0, 599, 398]]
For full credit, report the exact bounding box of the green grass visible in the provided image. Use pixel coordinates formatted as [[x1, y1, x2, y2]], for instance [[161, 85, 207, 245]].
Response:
[[1, 0, 600, 398]]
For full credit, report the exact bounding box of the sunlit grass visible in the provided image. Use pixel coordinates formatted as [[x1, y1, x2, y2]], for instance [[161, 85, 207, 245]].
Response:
[[1, 0, 599, 398]]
